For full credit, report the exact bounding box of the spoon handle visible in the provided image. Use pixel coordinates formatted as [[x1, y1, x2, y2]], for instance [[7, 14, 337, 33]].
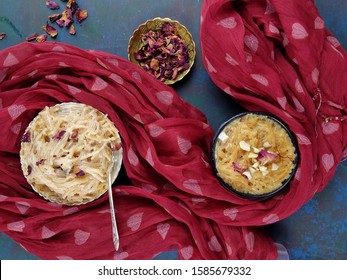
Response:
[[108, 172, 120, 251]]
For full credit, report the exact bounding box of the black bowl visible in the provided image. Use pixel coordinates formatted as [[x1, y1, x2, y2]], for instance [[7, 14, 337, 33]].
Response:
[[211, 112, 300, 200]]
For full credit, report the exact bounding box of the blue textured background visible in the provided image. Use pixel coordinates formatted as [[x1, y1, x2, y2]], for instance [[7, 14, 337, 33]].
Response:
[[0, 0, 346, 260]]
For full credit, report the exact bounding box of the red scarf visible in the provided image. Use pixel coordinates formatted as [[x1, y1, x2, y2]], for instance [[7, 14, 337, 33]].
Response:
[[0, 42, 276, 259], [201, 0, 347, 217]]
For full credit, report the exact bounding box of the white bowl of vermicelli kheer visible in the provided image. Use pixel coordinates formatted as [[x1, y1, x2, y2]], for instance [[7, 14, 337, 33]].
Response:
[[20, 102, 123, 206], [211, 112, 299, 199]]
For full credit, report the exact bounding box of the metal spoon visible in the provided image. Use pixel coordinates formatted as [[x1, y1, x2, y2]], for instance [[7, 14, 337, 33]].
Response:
[[108, 149, 123, 251]]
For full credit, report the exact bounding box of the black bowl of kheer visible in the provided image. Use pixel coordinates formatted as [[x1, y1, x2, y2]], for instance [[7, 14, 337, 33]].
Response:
[[211, 112, 299, 200]]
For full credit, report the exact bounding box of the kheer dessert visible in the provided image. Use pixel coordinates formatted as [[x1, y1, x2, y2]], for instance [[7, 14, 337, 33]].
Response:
[[212, 112, 298, 198], [20, 102, 123, 205]]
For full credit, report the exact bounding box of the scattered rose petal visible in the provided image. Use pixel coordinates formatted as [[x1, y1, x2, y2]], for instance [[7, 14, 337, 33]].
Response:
[[69, 24, 76, 35], [46, 1, 60, 10], [0, 32, 6, 40], [75, 8, 88, 23], [42, 22, 58, 38], [36, 34, 48, 42], [26, 33, 39, 42]]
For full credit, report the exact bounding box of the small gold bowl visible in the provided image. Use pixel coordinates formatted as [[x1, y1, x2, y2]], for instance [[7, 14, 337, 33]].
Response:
[[128, 17, 196, 85]]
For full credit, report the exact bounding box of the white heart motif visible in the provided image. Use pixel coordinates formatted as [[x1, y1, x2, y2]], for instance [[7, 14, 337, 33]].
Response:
[[177, 136, 192, 154], [205, 57, 217, 73], [114, 251, 129, 260], [7, 221, 25, 232], [8, 104, 26, 120], [91, 77, 108, 91], [244, 35, 259, 53], [208, 236, 223, 252], [3, 52, 19, 67], [15, 201, 31, 215], [127, 212, 144, 231], [262, 213, 279, 224], [157, 223, 170, 240], [217, 17, 237, 29], [291, 23, 308, 39], [223, 208, 238, 221], [155, 91, 174, 105], [245, 232, 255, 252], [41, 226, 56, 239], [314, 17, 324, 29], [180, 246, 193, 260], [183, 179, 203, 195], [322, 154, 335, 172], [74, 229, 90, 245], [322, 122, 340, 135]]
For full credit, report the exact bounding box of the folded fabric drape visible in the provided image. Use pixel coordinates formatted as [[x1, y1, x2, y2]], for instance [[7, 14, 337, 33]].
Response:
[[0, 42, 276, 260], [201, 0, 346, 220]]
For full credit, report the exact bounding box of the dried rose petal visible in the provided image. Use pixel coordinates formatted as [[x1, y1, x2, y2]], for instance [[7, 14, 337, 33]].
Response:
[[134, 22, 190, 82], [0, 32, 6, 40], [42, 22, 58, 38], [232, 161, 248, 174], [70, 129, 78, 140], [69, 24, 76, 35], [59, 9, 73, 27], [75, 170, 85, 177], [26, 33, 39, 41], [48, 13, 62, 23], [46, 1, 60, 10], [27, 165, 32, 176], [36, 34, 48, 42], [36, 159, 46, 166], [52, 130, 66, 139], [21, 132, 31, 143], [75, 8, 88, 23], [257, 149, 277, 164]]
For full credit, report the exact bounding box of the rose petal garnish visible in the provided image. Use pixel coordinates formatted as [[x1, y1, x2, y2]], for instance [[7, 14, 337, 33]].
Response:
[[75, 8, 88, 23], [27, 165, 32, 176], [46, 1, 60, 10], [21, 132, 31, 143], [42, 22, 58, 38], [0, 32, 6, 40], [232, 161, 248, 174], [52, 130, 66, 139], [36, 159, 46, 166], [36, 34, 48, 42], [70, 129, 78, 140], [75, 170, 85, 177], [25, 33, 38, 41], [257, 149, 277, 163]]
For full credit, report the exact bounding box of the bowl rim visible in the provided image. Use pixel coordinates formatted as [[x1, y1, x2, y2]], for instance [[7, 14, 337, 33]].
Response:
[[210, 111, 300, 200], [127, 17, 196, 85]]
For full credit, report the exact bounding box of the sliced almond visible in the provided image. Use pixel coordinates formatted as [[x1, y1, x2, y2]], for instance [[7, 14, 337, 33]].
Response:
[[242, 171, 252, 180], [253, 147, 260, 153], [271, 163, 279, 171], [218, 131, 229, 143], [263, 141, 271, 148], [248, 152, 258, 158], [249, 167, 256, 174], [259, 166, 267, 172], [239, 140, 251, 151], [252, 161, 260, 169]]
